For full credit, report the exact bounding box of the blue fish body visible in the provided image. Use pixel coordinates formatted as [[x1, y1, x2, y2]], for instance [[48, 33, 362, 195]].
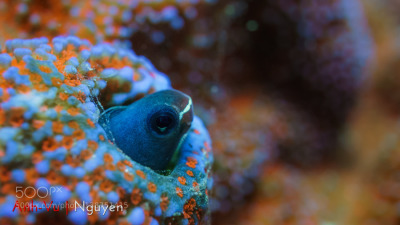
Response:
[[99, 89, 193, 170]]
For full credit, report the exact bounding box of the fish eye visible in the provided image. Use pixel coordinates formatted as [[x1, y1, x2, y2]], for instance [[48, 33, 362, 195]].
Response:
[[149, 108, 178, 135]]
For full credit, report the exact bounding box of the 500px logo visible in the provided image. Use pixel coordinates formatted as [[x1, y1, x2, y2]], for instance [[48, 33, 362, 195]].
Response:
[[15, 186, 63, 198]]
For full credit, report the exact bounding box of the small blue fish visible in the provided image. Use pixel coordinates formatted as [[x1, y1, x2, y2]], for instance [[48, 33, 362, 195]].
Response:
[[99, 89, 193, 170]]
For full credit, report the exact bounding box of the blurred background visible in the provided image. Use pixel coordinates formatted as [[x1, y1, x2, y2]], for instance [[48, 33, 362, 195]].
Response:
[[131, 0, 400, 224]]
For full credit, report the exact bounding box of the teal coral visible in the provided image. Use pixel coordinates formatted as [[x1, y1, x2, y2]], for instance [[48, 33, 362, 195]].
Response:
[[0, 0, 210, 43], [0, 36, 213, 225]]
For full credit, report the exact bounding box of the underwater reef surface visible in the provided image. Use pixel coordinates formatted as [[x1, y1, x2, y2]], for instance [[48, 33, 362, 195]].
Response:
[[207, 90, 353, 215], [207, 94, 276, 214], [0, 36, 213, 225], [0, 0, 212, 44]]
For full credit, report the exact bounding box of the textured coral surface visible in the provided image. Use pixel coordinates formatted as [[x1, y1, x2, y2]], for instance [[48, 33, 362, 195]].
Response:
[[0, 37, 213, 225], [0, 0, 205, 43]]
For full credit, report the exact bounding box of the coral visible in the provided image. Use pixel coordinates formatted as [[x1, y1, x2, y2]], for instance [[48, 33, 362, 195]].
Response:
[[360, 139, 400, 224], [207, 94, 276, 214], [207, 91, 347, 214], [0, 0, 210, 43], [0, 36, 213, 225]]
